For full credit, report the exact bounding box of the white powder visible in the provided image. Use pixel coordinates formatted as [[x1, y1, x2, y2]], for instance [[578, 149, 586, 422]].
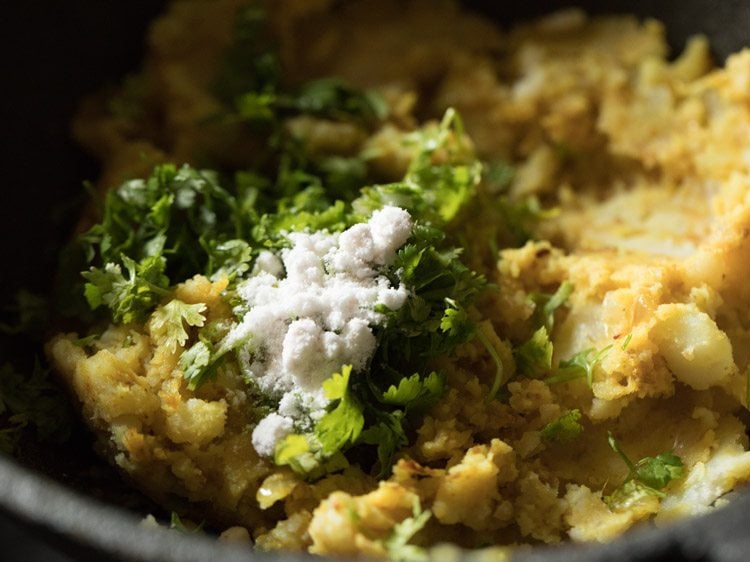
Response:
[[251, 413, 294, 457], [232, 206, 413, 457]]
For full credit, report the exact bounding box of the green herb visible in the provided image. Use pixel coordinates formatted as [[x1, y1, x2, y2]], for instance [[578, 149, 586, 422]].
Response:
[[316, 365, 365, 455], [0, 361, 72, 453], [149, 300, 207, 352], [543, 344, 612, 387], [83, 256, 170, 325], [381, 497, 431, 562], [541, 409, 583, 443], [531, 281, 573, 332], [169, 512, 204, 534], [514, 326, 553, 377], [605, 432, 684, 509], [620, 333, 633, 351], [476, 328, 506, 402], [496, 195, 557, 245], [180, 339, 235, 391]]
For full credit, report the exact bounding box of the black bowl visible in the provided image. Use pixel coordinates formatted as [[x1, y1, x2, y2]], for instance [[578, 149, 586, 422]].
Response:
[[2, 1, 750, 560]]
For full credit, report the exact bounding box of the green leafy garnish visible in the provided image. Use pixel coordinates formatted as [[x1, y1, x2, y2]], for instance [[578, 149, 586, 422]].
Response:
[[531, 281, 573, 332], [0, 361, 72, 453], [83, 256, 170, 325], [476, 327, 506, 402], [149, 299, 207, 352], [605, 432, 685, 509], [381, 497, 431, 562], [316, 365, 365, 455], [543, 344, 613, 387], [514, 326, 553, 377], [541, 409, 583, 443]]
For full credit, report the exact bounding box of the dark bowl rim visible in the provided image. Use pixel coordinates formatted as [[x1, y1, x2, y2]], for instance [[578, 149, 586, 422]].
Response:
[[3, 452, 750, 562]]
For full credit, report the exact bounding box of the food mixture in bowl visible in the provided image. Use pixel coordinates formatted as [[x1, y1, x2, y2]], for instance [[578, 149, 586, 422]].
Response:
[[41, 0, 750, 557]]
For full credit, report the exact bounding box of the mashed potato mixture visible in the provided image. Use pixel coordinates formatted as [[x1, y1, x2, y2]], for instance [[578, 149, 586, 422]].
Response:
[[46, 0, 750, 557]]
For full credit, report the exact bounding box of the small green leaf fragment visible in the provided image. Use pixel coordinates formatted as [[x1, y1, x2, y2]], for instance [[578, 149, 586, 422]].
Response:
[[315, 366, 365, 455], [150, 299, 207, 352], [382, 497, 431, 562], [541, 409, 583, 443], [515, 326, 553, 377]]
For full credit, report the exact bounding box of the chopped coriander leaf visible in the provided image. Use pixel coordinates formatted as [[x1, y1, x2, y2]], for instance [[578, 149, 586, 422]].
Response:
[[543, 344, 612, 387], [496, 195, 557, 245], [605, 432, 684, 509], [531, 281, 574, 332], [541, 409, 583, 443], [381, 497, 431, 562], [514, 326, 553, 377], [83, 256, 170, 325], [149, 300, 207, 352], [359, 411, 409, 477], [290, 78, 389, 125], [180, 338, 235, 391], [316, 366, 365, 455], [381, 372, 444, 409], [476, 325, 506, 402]]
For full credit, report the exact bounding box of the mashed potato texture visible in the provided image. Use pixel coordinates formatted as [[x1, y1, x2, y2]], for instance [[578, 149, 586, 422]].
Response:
[[47, 0, 750, 557]]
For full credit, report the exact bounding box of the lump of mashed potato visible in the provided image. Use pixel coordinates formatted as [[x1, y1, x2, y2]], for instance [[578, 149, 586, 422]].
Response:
[[47, 0, 750, 558]]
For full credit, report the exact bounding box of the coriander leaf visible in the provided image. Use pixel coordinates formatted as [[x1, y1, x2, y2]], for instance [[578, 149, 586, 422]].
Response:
[[322, 366, 351, 401], [605, 432, 685, 510], [541, 409, 583, 443], [634, 453, 685, 490], [381, 497, 431, 562], [544, 344, 612, 387], [496, 195, 558, 245], [203, 239, 254, 282], [180, 339, 232, 391], [291, 78, 388, 125], [315, 366, 365, 455], [149, 300, 207, 352], [274, 433, 349, 479], [274, 434, 311, 467], [381, 372, 444, 409], [531, 281, 573, 332], [359, 411, 409, 477], [382, 374, 424, 405], [515, 326, 553, 377], [81, 164, 254, 299], [82, 255, 169, 324], [235, 91, 277, 121], [606, 479, 661, 511], [476, 326, 506, 402], [439, 298, 471, 339]]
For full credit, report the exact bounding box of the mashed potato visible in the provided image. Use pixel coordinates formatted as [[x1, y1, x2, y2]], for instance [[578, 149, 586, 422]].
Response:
[[47, 0, 750, 557]]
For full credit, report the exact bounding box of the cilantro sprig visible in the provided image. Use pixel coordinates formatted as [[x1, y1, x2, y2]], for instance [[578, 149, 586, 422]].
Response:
[[605, 432, 685, 510]]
